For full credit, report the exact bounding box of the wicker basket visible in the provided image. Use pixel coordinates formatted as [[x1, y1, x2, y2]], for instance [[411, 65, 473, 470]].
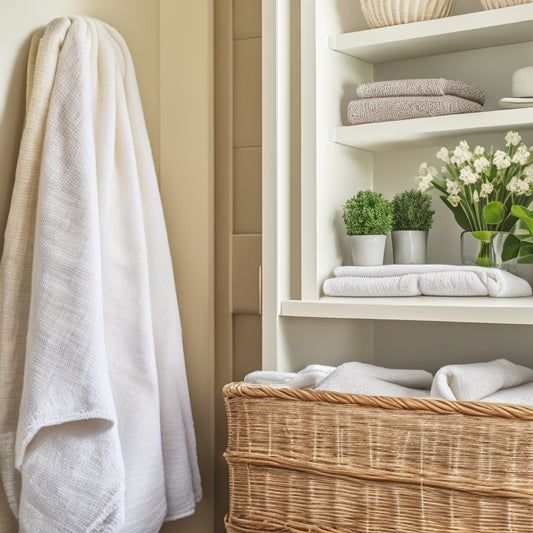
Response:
[[224, 382, 533, 533], [480, 0, 533, 8], [360, 0, 457, 28]]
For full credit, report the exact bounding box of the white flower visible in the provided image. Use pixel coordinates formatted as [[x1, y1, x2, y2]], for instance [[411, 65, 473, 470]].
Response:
[[436, 147, 450, 163], [417, 174, 433, 192], [493, 150, 511, 170], [473, 156, 490, 173], [524, 164, 533, 178], [418, 162, 438, 176], [512, 144, 531, 165], [450, 140, 473, 166], [451, 146, 473, 166], [506, 176, 530, 195], [505, 130, 522, 146], [446, 179, 461, 195], [474, 145, 485, 156], [448, 194, 461, 207], [459, 166, 479, 185], [472, 190, 479, 203], [480, 182, 493, 197]]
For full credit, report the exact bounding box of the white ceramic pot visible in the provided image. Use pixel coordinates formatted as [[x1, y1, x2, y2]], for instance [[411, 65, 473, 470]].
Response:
[[349, 234, 387, 266], [391, 230, 428, 264]]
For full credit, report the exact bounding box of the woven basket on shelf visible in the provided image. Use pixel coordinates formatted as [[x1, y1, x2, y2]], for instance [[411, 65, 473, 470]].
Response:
[[224, 382, 533, 533], [480, 0, 533, 8], [360, 0, 457, 28]]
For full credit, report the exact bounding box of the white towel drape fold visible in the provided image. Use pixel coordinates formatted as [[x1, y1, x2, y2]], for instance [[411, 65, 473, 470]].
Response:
[[431, 359, 533, 405], [0, 18, 72, 530], [323, 265, 532, 298], [1, 16, 201, 532], [315, 362, 432, 398]]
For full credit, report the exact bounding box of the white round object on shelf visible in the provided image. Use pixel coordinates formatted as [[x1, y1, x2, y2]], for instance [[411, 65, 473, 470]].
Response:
[[512, 66, 533, 98]]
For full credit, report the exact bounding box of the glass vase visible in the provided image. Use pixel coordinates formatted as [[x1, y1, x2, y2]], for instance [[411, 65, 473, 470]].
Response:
[[460, 231, 517, 274]]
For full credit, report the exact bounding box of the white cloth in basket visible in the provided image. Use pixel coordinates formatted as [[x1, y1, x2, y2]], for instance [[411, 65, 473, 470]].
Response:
[[323, 265, 532, 298], [315, 362, 433, 398], [245, 364, 335, 389], [431, 359, 533, 405]]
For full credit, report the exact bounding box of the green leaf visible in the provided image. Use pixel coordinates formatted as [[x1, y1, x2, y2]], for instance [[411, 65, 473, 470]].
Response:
[[440, 195, 471, 231], [518, 241, 533, 264], [501, 233, 521, 262], [471, 230, 494, 243], [511, 205, 533, 235], [483, 201, 505, 225]]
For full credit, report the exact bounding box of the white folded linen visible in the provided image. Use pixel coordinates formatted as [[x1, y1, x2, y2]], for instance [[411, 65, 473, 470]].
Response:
[[431, 359, 533, 405], [323, 265, 532, 298], [12, 16, 201, 532], [245, 364, 335, 389], [0, 18, 71, 530], [315, 362, 432, 398]]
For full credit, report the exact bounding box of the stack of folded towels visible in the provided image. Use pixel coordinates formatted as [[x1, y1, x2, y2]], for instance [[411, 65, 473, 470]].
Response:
[[322, 265, 532, 298], [245, 359, 533, 406], [347, 78, 485, 125]]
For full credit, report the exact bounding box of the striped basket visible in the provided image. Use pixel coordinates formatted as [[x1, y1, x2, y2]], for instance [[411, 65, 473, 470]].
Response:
[[480, 0, 533, 8], [224, 382, 533, 533], [360, 0, 457, 28]]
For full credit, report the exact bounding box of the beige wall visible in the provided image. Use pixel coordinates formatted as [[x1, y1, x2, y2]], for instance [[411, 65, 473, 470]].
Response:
[[0, 1, 215, 532], [159, 1, 215, 532]]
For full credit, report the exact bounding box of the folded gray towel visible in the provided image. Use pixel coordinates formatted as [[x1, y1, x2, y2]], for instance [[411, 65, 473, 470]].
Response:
[[347, 95, 483, 125], [356, 78, 485, 105]]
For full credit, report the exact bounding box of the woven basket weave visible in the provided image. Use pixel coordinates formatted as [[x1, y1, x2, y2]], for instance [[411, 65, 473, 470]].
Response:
[[480, 0, 533, 8], [360, 0, 456, 28], [224, 382, 533, 533]]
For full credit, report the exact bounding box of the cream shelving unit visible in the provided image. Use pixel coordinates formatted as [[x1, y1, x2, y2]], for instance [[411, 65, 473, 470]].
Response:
[[262, 1, 533, 372]]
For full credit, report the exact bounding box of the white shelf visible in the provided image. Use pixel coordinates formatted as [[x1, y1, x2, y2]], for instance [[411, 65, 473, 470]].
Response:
[[329, 4, 533, 64], [281, 296, 533, 325], [333, 108, 533, 152]]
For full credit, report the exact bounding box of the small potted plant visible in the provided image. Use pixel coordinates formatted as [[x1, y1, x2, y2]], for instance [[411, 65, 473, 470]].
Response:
[[342, 189, 392, 265], [391, 189, 435, 264]]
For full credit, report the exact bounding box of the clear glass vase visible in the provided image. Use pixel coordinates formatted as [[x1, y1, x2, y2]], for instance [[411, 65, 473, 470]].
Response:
[[460, 231, 517, 274]]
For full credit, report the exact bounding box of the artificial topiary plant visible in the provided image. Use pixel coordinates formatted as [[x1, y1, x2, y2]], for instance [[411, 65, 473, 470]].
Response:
[[391, 189, 435, 231], [342, 190, 392, 236]]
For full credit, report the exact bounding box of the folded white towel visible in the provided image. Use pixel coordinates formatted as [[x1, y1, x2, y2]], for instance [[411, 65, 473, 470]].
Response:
[[323, 265, 532, 298], [316, 362, 432, 398], [431, 359, 533, 404], [245, 364, 335, 389]]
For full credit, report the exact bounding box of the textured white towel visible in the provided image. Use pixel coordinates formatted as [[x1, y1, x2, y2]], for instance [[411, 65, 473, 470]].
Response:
[[0, 18, 71, 531], [245, 364, 335, 389], [323, 265, 532, 297], [12, 16, 200, 532], [355, 79, 485, 105], [316, 362, 432, 398], [431, 359, 533, 405]]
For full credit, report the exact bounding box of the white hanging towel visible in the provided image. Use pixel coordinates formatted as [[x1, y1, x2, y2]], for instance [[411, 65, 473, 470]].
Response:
[[0, 17, 71, 531], [12, 16, 201, 532]]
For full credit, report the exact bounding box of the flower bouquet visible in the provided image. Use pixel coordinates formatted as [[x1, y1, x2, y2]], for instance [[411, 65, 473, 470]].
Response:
[[416, 131, 533, 267]]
